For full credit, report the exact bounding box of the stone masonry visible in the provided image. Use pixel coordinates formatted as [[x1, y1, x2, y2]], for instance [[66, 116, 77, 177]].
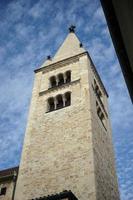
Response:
[[14, 28, 120, 200]]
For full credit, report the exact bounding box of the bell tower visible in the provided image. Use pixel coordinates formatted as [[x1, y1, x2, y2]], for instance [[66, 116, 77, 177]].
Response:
[[14, 27, 120, 200]]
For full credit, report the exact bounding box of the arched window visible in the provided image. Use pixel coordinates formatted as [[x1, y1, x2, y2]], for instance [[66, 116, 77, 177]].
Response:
[[50, 76, 56, 88], [64, 92, 71, 106], [65, 71, 71, 83], [48, 97, 55, 112], [56, 95, 63, 109], [58, 74, 64, 86]]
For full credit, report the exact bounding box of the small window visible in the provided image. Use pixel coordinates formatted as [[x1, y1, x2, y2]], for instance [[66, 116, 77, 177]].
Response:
[[0, 187, 7, 196], [96, 101, 106, 130], [96, 85, 102, 98], [56, 95, 63, 109], [65, 92, 71, 106], [65, 71, 71, 83], [48, 97, 55, 112], [94, 79, 103, 102], [47, 91, 71, 113], [58, 74, 64, 86], [50, 76, 56, 88], [100, 113, 104, 121]]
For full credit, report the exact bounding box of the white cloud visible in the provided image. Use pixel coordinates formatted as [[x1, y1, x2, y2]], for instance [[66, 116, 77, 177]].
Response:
[[28, 1, 48, 19], [93, 6, 106, 24], [0, 0, 133, 199]]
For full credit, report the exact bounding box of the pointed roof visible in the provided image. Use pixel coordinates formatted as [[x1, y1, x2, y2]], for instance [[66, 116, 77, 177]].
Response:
[[43, 27, 86, 66], [53, 31, 86, 61]]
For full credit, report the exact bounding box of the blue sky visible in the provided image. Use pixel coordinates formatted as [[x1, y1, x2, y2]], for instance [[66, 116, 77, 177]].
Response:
[[0, 0, 133, 199]]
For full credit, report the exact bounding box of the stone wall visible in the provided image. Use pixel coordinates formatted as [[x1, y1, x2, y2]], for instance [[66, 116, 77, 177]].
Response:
[[15, 54, 97, 200], [14, 52, 119, 200], [89, 66, 120, 200]]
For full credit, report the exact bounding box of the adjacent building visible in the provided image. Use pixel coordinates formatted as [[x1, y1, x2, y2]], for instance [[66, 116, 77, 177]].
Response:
[[0, 167, 18, 200], [100, 0, 133, 103]]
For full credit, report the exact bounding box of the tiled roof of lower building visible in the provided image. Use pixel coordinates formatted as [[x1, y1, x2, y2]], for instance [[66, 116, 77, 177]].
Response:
[[0, 166, 19, 182], [32, 190, 78, 200]]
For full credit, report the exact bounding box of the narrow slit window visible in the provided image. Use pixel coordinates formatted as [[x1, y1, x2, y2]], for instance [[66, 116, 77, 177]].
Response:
[[48, 97, 55, 112], [96, 101, 106, 130], [65, 92, 71, 106], [66, 71, 71, 83], [50, 76, 56, 88], [58, 74, 64, 86], [56, 95, 63, 109], [94, 79, 103, 102]]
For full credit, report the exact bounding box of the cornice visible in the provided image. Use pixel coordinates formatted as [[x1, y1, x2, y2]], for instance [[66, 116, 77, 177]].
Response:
[[39, 79, 80, 96], [31, 190, 78, 200], [34, 52, 87, 73], [0, 174, 14, 183]]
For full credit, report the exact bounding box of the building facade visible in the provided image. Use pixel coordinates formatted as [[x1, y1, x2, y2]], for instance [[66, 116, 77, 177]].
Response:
[[0, 167, 18, 200], [1, 27, 119, 200]]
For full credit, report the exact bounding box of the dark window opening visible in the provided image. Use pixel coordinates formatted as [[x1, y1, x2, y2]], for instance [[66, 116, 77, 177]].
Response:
[[94, 80, 103, 102], [47, 91, 71, 113], [66, 71, 71, 83], [95, 85, 102, 98], [0, 187, 7, 196], [97, 107, 101, 116], [48, 97, 55, 112], [96, 101, 106, 130], [100, 113, 104, 121], [58, 74, 64, 86], [65, 92, 71, 106], [56, 95, 63, 109], [50, 76, 56, 88]]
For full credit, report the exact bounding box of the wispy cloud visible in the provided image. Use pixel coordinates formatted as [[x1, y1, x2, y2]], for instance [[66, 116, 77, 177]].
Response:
[[0, 0, 132, 199]]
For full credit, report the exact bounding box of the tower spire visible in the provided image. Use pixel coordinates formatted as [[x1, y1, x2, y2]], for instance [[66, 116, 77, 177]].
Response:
[[52, 25, 85, 61]]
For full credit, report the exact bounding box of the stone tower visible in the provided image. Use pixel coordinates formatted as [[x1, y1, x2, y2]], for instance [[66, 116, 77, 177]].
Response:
[[14, 27, 119, 200]]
